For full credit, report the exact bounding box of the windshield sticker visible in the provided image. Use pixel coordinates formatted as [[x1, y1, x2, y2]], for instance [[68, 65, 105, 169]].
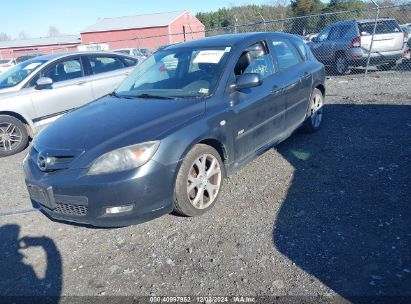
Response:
[[193, 50, 225, 64], [199, 88, 209, 94], [23, 62, 42, 70]]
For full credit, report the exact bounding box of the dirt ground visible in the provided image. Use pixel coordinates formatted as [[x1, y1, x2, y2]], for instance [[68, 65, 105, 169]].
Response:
[[0, 71, 410, 302]]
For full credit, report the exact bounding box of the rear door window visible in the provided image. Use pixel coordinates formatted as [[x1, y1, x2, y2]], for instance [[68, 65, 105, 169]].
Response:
[[88, 56, 125, 74], [120, 57, 138, 67], [271, 39, 302, 70], [359, 20, 401, 35]]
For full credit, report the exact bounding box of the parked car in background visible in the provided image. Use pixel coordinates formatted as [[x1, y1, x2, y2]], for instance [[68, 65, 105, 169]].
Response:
[[309, 18, 407, 74], [113, 48, 152, 61], [0, 58, 16, 74], [15, 54, 43, 64], [23, 32, 325, 227], [0, 52, 138, 156], [304, 33, 318, 43]]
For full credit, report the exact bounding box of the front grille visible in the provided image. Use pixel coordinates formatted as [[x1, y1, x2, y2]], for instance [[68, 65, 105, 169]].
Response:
[[54, 203, 88, 216]]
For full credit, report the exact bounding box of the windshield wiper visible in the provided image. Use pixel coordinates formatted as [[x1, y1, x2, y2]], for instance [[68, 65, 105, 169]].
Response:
[[134, 93, 176, 100]]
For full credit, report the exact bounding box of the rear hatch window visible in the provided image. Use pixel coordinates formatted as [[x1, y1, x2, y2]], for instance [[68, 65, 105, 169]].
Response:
[[359, 20, 401, 35]]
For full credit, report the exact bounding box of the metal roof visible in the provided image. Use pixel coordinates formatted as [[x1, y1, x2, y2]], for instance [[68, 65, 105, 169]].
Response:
[[0, 35, 81, 49], [81, 10, 187, 33]]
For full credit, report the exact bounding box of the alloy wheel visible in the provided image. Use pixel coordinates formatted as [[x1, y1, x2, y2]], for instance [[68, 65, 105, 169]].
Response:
[[187, 153, 222, 209], [310, 93, 323, 128], [0, 122, 23, 152]]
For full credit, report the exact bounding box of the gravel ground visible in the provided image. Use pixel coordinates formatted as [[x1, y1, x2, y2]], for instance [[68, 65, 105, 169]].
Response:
[[0, 71, 410, 302]]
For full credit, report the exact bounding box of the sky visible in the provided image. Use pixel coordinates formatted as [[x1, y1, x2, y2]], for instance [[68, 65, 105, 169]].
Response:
[[2, 0, 273, 39]]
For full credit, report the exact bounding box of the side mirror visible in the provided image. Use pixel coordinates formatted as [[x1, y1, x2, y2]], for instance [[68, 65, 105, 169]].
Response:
[[35, 77, 53, 89], [234, 73, 262, 90]]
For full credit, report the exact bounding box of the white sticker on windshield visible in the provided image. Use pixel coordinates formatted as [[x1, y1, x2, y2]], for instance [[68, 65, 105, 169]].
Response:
[[193, 50, 225, 64], [199, 88, 209, 94], [23, 62, 42, 70]]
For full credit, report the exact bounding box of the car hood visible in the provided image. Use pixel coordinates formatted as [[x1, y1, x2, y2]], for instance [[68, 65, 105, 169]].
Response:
[[33, 95, 205, 165]]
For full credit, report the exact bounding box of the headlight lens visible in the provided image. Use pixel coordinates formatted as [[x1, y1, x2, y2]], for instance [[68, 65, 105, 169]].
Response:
[[87, 141, 160, 175]]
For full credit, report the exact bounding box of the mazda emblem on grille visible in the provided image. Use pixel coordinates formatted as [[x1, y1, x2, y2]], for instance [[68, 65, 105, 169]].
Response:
[[37, 155, 47, 171]]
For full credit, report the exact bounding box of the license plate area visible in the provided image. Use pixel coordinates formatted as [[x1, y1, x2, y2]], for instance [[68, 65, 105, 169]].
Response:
[[26, 182, 56, 209]]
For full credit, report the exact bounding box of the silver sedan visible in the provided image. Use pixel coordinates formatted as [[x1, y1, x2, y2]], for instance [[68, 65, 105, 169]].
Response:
[[0, 52, 138, 156]]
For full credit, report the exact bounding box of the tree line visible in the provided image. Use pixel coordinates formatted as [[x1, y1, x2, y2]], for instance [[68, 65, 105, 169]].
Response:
[[0, 25, 61, 42], [196, 0, 411, 35]]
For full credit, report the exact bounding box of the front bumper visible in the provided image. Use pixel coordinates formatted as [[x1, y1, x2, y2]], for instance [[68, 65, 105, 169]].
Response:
[[23, 157, 176, 227]]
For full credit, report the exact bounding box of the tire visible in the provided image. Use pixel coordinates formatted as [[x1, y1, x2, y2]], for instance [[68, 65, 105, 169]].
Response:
[[302, 88, 324, 133], [174, 144, 224, 217], [334, 54, 349, 75], [0, 115, 29, 157]]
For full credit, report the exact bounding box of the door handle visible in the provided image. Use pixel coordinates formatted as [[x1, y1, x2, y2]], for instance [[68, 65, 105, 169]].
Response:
[[75, 81, 87, 86]]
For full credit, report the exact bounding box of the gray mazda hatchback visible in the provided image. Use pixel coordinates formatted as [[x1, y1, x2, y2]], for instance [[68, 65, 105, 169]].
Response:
[[23, 32, 325, 227]]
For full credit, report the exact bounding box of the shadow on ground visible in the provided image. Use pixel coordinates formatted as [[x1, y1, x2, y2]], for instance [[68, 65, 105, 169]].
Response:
[[0, 224, 62, 302], [273, 104, 411, 301]]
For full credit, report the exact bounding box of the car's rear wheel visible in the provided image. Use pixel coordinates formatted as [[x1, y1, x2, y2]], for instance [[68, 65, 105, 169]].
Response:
[[0, 115, 29, 157], [302, 88, 324, 133], [174, 144, 224, 217], [334, 54, 349, 75]]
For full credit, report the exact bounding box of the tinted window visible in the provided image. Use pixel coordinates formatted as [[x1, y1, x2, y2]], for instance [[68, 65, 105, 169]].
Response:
[[294, 39, 308, 60], [359, 20, 401, 35], [121, 57, 138, 67], [317, 27, 331, 42], [328, 27, 341, 40], [113, 50, 130, 55], [43, 58, 83, 83], [340, 25, 353, 38], [234, 42, 274, 79], [272, 39, 301, 70], [89, 56, 125, 74]]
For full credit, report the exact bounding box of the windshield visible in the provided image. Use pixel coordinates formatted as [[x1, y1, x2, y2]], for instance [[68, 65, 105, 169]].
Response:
[[0, 59, 10, 64], [115, 46, 231, 99], [359, 20, 401, 35], [0, 59, 47, 89]]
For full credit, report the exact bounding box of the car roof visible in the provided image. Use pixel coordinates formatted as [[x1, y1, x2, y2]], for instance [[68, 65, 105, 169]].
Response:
[[23, 51, 136, 62], [328, 18, 398, 27], [165, 32, 299, 50]]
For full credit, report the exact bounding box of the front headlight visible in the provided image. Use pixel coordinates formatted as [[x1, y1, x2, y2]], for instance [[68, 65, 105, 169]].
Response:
[[87, 141, 160, 175]]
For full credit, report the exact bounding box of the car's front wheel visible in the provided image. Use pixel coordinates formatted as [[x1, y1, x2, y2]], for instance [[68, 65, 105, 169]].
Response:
[[302, 88, 324, 133], [174, 144, 224, 217], [0, 115, 29, 157]]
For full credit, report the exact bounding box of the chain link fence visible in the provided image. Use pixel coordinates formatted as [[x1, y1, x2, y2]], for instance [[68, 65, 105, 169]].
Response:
[[1, 4, 410, 76], [202, 4, 411, 76], [141, 4, 411, 76]]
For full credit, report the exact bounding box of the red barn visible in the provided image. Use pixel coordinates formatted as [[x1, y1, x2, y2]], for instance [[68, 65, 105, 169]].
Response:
[[80, 10, 205, 51], [0, 35, 81, 59]]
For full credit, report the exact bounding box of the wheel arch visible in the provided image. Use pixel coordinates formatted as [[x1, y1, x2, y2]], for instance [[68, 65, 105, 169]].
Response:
[[0, 111, 35, 138], [315, 83, 325, 97]]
